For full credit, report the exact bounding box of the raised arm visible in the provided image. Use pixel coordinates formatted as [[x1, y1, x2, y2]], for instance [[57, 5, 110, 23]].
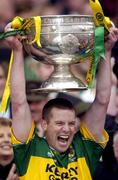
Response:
[[106, 57, 117, 116], [5, 23, 32, 142], [81, 28, 118, 141]]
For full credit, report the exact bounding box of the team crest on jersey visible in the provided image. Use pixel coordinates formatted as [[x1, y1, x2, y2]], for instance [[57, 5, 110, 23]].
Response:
[[68, 146, 76, 162]]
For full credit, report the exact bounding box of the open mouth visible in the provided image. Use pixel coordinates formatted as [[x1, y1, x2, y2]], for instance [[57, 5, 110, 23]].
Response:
[[57, 135, 69, 145]]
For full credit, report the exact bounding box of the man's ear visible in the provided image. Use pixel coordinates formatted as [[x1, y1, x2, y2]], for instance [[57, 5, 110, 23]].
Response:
[[41, 120, 47, 131]]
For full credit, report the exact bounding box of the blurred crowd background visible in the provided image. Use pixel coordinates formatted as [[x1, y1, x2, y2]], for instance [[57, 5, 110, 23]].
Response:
[[0, 0, 118, 179]]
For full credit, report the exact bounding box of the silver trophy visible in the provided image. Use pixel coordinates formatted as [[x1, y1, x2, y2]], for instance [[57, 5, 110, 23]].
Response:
[[23, 15, 95, 92]]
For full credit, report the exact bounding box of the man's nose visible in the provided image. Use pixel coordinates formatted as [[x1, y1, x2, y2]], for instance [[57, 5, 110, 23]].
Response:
[[4, 135, 11, 142], [63, 124, 70, 132]]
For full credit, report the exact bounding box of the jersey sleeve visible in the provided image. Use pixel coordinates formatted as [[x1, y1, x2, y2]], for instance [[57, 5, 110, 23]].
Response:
[[79, 122, 109, 148], [73, 122, 109, 177], [10, 121, 35, 145]]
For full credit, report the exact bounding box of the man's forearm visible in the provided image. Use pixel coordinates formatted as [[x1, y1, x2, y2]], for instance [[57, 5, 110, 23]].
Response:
[[10, 48, 26, 104], [96, 51, 111, 105]]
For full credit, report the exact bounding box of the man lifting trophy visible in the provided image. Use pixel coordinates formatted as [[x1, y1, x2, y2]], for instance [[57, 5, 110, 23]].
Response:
[[0, 0, 116, 111], [0, 1, 118, 180]]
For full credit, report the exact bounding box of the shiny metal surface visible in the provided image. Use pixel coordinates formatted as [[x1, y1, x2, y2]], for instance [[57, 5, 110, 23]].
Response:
[[24, 15, 95, 92]]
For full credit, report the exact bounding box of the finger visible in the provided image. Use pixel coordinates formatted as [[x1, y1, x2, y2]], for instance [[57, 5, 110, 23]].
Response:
[[105, 29, 118, 43], [110, 28, 118, 38], [7, 174, 19, 180], [9, 163, 16, 175], [4, 23, 13, 32], [12, 174, 19, 180], [6, 164, 17, 180], [16, 34, 27, 41]]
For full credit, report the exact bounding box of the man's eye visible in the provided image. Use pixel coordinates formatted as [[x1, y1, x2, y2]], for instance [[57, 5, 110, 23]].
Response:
[[56, 122, 63, 125], [69, 122, 75, 126], [0, 134, 3, 138]]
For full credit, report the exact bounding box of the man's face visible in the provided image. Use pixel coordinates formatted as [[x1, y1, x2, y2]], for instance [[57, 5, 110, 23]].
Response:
[[0, 126, 13, 157], [44, 108, 76, 153]]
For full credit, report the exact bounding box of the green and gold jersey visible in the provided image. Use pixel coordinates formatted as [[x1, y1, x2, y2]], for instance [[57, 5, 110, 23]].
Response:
[[11, 122, 108, 180]]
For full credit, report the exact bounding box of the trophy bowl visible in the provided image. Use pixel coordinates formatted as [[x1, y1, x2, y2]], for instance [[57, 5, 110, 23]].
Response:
[[23, 15, 95, 92]]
